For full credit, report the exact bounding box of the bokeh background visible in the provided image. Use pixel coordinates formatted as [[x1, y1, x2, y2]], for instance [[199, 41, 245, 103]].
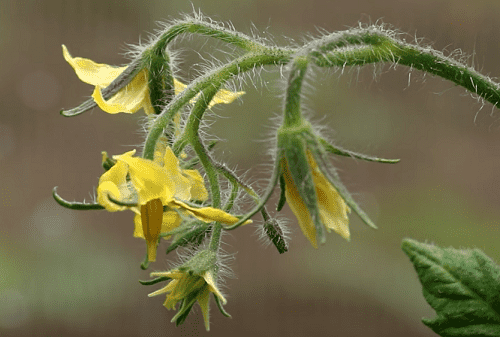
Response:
[[2, 0, 500, 336]]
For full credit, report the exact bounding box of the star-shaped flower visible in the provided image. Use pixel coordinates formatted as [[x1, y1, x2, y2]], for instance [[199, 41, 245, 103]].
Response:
[[97, 145, 249, 261], [62, 45, 245, 115], [148, 269, 226, 331]]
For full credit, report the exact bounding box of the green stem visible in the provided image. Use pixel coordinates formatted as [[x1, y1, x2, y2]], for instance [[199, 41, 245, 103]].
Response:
[[209, 223, 223, 252], [183, 85, 225, 251], [151, 18, 273, 53], [309, 28, 500, 108], [282, 56, 309, 128], [143, 50, 293, 160], [214, 163, 260, 204]]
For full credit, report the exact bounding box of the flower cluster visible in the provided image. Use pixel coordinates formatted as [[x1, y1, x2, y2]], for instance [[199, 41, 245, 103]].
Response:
[[53, 17, 401, 330]]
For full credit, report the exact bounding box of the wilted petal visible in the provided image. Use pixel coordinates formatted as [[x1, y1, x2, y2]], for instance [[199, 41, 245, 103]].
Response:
[[183, 169, 209, 201]]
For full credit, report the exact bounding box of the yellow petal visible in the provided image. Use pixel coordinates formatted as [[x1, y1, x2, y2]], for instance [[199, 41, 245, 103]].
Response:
[[115, 155, 175, 204], [150, 270, 184, 279], [91, 69, 149, 114], [141, 93, 156, 115], [62, 44, 126, 87], [153, 135, 169, 164], [133, 209, 182, 239], [133, 213, 143, 238], [171, 200, 252, 225], [208, 89, 245, 108], [203, 271, 227, 304], [173, 112, 182, 139], [197, 286, 211, 331], [162, 147, 192, 201], [172, 77, 245, 109], [148, 282, 172, 297], [307, 152, 350, 241], [97, 181, 126, 212], [173, 78, 187, 96], [97, 152, 135, 211], [183, 169, 209, 201], [282, 160, 318, 248]]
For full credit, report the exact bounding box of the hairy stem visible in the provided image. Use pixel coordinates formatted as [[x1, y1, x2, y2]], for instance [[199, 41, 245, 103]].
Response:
[[308, 27, 500, 108], [143, 49, 293, 160]]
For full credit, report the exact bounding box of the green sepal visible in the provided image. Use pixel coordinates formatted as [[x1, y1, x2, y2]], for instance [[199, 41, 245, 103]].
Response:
[[165, 222, 210, 254], [307, 135, 377, 230], [179, 250, 217, 276], [139, 276, 171, 286], [277, 174, 287, 212], [402, 238, 500, 337], [281, 131, 326, 245], [101, 151, 116, 171], [215, 294, 231, 318], [172, 296, 198, 327], [171, 280, 207, 326], [319, 138, 400, 164], [60, 97, 96, 117], [52, 187, 104, 210]]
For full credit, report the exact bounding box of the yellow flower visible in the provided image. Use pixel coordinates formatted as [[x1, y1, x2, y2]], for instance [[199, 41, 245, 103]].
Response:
[[97, 145, 249, 261], [62, 45, 245, 115], [281, 150, 350, 248], [148, 269, 226, 331]]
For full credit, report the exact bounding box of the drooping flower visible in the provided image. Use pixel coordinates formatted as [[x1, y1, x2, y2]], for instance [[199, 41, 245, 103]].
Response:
[[62, 45, 245, 115], [148, 268, 226, 331], [97, 144, 249, 261], [281, 149, 351, 248]]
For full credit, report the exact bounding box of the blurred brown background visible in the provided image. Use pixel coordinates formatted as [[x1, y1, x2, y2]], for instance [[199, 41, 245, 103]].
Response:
[[2, 0, 500, 336]]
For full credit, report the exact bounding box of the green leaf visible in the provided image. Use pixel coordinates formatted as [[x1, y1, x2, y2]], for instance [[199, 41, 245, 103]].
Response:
[[401, 238, 500, 337]]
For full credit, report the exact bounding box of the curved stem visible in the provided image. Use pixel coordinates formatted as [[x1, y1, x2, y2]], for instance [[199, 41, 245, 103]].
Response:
[[308, 27, 500, 108], [183, 85, 224, 251], [143, 50, 293, 160], [282, 56, 309, 128], [52, 187, 104, 210], [151, 18, 275, 53]]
